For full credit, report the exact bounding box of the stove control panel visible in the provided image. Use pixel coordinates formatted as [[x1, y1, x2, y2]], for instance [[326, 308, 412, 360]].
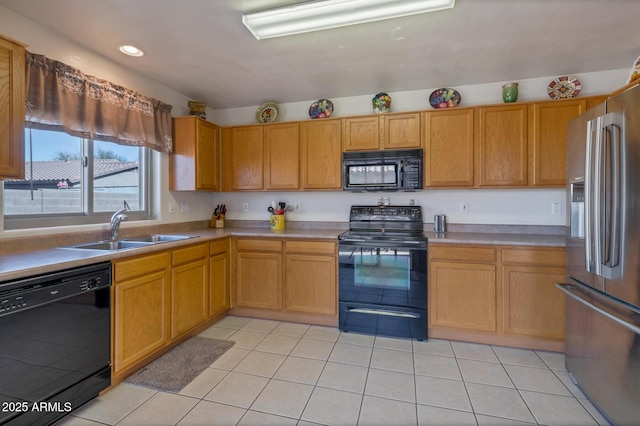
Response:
[[349, 205, 422, 222]]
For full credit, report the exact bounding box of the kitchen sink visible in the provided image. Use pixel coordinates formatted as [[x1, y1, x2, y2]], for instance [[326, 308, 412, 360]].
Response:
[[62, 234, 197, 251], [70, 240, 154, 251], [123, 234, 197, 243]]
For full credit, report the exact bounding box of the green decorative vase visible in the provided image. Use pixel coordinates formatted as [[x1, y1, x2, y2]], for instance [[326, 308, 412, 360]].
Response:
[[502, 83, 519, 103]]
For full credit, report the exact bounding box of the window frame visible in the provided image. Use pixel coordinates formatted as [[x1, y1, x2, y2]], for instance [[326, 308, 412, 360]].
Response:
[[3, 133, 152, 230]]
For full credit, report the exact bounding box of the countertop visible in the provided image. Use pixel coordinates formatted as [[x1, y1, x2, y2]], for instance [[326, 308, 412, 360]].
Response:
[[0, 225, 566, 283]]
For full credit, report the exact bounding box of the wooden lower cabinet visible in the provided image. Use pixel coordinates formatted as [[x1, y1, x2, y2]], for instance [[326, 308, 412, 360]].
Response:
[[430, 261, 497, 332], [284, 241, 337, 315], [501, 247, 566, 340], [231, 238, 337, 324], [429, 244, 566, 351], [112, 239, 231, 383], [171, 243, 209, 339], [209, 239, 230, 317], [112, 252, 171, 375], [235, 239, 283, 310]]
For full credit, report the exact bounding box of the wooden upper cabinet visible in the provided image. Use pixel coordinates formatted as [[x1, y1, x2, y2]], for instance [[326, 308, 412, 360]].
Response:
[[342, 112, 421, 152], [0, 36, 25, 179], [171, 116, 220, 191], [381, 112, 422, 149], [529, 99, 585, 186], [264, 122, 299, 189], [424, 108, 474, 187], [475, 104, 528, 187], [300, 119, 342, 189], [342, 116, 379, 151], [221, 125, 264, 190]]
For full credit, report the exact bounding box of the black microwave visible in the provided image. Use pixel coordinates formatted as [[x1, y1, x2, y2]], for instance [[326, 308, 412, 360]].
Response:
[[342, 148, 423, 192]]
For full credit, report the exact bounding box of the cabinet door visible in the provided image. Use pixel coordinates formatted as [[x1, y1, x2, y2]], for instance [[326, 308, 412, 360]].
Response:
[[221, 126, 264, 190], [264, 122, 299, 189], [342, 116, 379, 151], [381, 112, 422, 149], [502, 266, 565, 339], [424, 108, 474, 187], [285, 254, 337, 315], [196, 119, 220, 190], [171, 117, 219, 191], [300, 119, 342, 189], [529, 100, 585, 186], [113, 269, 171, 374], [0, 37, 25, 179], [430, 261, 497, 332], [235, 252, 282, 309], [171, 258, 209, 339], [209, 250, 230, 317], [476, 105, 528, 187]]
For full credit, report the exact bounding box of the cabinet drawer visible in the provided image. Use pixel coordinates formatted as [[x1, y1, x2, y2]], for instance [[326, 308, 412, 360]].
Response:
[[172, 243, 209, 266], [502, 247, 566, 267], [210, 238, 229, 256], [114, 252, 170, 282], [236, 238, 282, 252], [429, 245, 496, 263], [285, 240, 336, 255]]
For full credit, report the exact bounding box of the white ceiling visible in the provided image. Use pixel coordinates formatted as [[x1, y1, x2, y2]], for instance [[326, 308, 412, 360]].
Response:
[[1, 0, 638, 109]]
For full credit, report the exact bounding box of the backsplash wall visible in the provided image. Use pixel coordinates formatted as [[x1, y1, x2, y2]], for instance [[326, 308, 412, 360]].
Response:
[[212, 188, 566, 226]]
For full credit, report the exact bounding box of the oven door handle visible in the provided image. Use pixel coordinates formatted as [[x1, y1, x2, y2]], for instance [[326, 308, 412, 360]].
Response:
[[347, 307, 421, 319]]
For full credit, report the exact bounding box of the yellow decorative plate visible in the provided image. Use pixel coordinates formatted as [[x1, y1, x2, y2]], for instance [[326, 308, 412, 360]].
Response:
[[256, 102, 279, 123]]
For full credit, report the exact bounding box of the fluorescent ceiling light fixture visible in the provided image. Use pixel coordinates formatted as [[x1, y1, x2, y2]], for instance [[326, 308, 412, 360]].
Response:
[[119, 45, 144, 57], [242, 0, 455, 40]]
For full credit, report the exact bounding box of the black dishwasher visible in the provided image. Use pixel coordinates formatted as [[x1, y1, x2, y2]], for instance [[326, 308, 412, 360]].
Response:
[[0, 262, 112, 426]]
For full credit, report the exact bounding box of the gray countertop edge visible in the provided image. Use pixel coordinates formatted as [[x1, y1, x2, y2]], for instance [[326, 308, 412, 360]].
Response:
[[0, 226, 566, 282]]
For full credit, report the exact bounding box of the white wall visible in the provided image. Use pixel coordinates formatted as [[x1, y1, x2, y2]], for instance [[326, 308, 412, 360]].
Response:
[[0, 4, 631, 235], [210, 188, 567, 226], [209, 70, 628, 126]]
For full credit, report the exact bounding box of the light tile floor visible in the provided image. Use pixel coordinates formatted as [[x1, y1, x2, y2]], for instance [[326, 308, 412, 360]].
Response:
[[58, 316, 612, 426]]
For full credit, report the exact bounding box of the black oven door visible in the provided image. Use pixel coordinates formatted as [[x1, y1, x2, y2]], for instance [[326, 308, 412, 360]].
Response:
[[338, 241, 428, 340], [339, 243, 427, 308]]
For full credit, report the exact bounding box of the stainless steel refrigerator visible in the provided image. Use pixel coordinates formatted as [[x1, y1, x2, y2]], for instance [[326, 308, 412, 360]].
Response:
[[557, 84, 640, 425]]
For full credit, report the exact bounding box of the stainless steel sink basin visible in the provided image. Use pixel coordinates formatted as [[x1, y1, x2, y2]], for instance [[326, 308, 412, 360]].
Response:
[[123, 234, 197, 243], [71, 240, 154, 251]]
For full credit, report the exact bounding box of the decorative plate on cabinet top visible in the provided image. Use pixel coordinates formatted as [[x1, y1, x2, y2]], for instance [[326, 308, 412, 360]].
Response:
[[429, 88, 461, 109], [547, 76, 581, 99], [256, 102, 280, 123], [308, 99, 334, 119]]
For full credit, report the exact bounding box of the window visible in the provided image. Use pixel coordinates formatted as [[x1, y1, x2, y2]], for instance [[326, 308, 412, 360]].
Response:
[[3, 129, 151, 229]]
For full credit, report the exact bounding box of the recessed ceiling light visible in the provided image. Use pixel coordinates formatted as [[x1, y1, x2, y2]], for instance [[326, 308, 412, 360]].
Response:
[[119, 45, 145, 57]]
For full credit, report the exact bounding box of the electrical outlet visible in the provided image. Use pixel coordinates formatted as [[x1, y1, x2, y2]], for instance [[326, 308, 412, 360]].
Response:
[[409, 199, 415, 206], [168, 201, 175, 214], [180, 202, 190, 213], [242, 202, 249, 212], [460, 202, 469, 213], [293, 202, 301, 212], [551, 202, 561, 215]]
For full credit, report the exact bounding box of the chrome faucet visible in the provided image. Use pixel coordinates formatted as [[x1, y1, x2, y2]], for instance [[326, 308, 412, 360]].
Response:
[[109, 201, 130, 241]]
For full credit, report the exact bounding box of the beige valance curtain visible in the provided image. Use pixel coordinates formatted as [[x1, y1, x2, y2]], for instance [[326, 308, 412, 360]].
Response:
[[24, 52, 173, 153]]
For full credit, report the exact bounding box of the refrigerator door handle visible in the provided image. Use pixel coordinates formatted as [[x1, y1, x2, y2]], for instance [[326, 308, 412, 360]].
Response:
[[584, 117, 600, 275], [556, 283, 640, 335], [600, 113, 622, 279]]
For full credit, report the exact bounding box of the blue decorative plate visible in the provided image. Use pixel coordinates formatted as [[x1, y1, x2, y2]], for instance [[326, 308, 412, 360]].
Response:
[[309, 99, 334, 119]]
